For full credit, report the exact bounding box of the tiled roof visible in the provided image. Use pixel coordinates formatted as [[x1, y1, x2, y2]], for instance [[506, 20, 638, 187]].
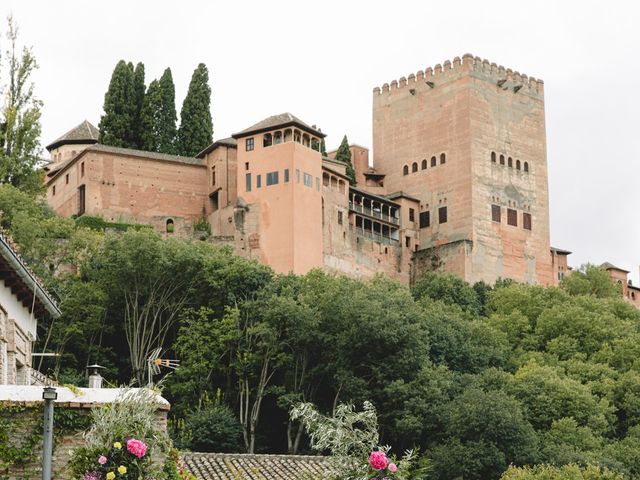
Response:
[[181, 453, 332, 480], [196, 137, 238, 158], [600, 262, 629, 273], [232, 113, 325, 139], [46, 120, 99, 151]]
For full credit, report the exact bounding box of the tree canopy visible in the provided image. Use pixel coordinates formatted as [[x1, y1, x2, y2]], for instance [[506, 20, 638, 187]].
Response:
[[176, 63, 213, 156], [335, 135, 357, 185]]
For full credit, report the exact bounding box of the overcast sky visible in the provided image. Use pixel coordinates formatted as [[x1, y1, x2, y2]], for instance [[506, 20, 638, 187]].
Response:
[[1, 0, 639, 282]]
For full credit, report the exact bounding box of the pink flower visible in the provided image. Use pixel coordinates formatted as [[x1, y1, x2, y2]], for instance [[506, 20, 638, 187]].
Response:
[[389, 463, 397, 473], [83, 472, 100, 480], [126, 438, 148, 458], [369, 450, 388, 470], [98, 455, 107, 465]]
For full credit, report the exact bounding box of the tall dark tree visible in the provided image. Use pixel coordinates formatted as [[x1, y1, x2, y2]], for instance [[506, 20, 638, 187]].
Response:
[[140, 68, 177, 154], [177, 63, 213, 157], [320, 138, 328, 157], [99, 60, 136, 148], [335, 135, 356, 185], [132, 62, 146, 148], [0, 16, 44, 194]]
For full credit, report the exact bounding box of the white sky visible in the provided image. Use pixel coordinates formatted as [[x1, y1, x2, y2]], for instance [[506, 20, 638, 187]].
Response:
[[1, 0, 639, 282]]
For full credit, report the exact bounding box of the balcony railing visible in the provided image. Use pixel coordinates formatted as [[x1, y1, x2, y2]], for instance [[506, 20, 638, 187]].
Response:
[[354, 227, 399, 246], [349, 202, 400, 225]]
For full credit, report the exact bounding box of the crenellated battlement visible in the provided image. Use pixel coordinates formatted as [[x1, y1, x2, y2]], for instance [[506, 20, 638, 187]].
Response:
[[373, 53, 544, 96]]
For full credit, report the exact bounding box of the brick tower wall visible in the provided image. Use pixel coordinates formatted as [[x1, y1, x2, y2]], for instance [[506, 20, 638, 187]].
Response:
[[372, 54, 553, 285]]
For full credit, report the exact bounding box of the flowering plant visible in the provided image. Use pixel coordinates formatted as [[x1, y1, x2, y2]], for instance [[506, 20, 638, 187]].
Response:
[[73, 437, 150, 479], [366, 447, 418, 480]]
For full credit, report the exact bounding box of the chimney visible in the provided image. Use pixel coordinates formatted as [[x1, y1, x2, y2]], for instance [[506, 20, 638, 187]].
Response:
[[87, 364, 105, 388]]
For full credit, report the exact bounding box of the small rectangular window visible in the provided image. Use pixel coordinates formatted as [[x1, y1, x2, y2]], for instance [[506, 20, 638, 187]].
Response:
[[409, 208, 415, 222], [245, 173, 252, 192], [245, 162, 250, 170], [52, 185, 56, 196], [284, 169, 289, 183], [304, 173, 313, 187], [438, 206, 447, 224], [246, 138, 254, 151], [316, 177, 320, 191], [81, 161, 85, 177], [296, 169, 300, 183], [492, 204, 501, 223], [405, 236, 411, 247], [78, 185, 86, 215], [65, 174, 69, 184], [507, 208, 517, 226], [419, 211, 430, 228], [266, 171, 279, 186], [523, 212, 532, 230], [257, 174, 262, 188], [338, 211, 343, 225]]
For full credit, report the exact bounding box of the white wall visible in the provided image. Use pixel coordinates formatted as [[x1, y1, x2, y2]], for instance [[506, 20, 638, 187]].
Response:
[[0, 279, 37, 340]]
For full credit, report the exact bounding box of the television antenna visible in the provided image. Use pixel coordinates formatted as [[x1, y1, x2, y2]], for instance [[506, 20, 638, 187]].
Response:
[[146, 348, 180, 387]]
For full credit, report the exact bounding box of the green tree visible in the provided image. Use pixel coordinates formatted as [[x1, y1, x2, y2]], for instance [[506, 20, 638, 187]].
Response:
[[561, 264, 622, 299], [413, 272, 481, 315], [132, 62, 146, 148], [140, 68, 177, 154], [99, 60, 136, 148], [183, 402, 243, 452], [501, 464, 624, 480], [320, 137, 328, 157], [0, 16, 44, 194], [177, 63, 212, 156], [335, 135, 356, 184]]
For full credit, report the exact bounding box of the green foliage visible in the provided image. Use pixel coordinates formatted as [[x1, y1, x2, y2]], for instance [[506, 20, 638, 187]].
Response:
[[335, 135, 356, 185], [182, 403, 242, 452], [75, 214, 150, 232], [132, 62, 146, 148], [0, 16, 44, 194], [99, 60, 138, 148], [561, 265, 622, 299], [500, 464, 624, 480], [177, 63, 213, 156], [140, 68, 178, 154], [413, 272, 482, 315]]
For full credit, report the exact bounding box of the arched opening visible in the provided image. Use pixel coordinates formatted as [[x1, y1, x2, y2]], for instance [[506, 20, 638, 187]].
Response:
[[403, 165, 409, 175], [311, 137, 319, 151], [294, 130, 302, 143], [166, 218, 175, 233], [500, 154, 505, 165], [524, 161, 529, 172], [440, 153, 446, 164], [508, 157, 513, 167], [491, 152, 496, 163], [263, 133, 273, 147], [331, 176, 338, 189], [338, 180, 345, 193], [431, 156, 436, 167], [323, 172, 330, 186], [274, 131, 282, 144], [284, 129, 293, 142], [412, 162, 418, 173], [516, 160, 521, 170], [421, 159, 427, 170], [302, 133, 310, 147]]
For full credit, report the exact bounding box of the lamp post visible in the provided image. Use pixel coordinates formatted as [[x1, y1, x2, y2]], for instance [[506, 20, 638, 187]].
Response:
[[42, 386, 57, 480]]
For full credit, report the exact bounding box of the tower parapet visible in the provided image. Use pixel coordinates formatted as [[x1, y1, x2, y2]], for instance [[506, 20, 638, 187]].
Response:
[[373, 54, 544, 97]]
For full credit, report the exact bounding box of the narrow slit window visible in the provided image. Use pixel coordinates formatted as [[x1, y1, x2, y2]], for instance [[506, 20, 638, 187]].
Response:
[[284, 169, 290, 183], [409, 208, 415, 222], [246, 173, 252, 192], [431, 156, 437, 167], [440, 153, 446, 164], [491, 152, 496, 163], [412, 162, 418, 173]]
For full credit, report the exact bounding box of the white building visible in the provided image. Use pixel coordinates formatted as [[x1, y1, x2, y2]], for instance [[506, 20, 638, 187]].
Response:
[[0, 231, 60, 384]]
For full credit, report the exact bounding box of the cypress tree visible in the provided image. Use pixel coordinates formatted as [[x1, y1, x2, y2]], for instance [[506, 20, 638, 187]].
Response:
[[99, 60, 136, 148], [335, 135, 356, 185], [320, 138, 328, 157], [140, 68, 177, 154], [177, 63, 213, 157], [132, 62, 146, 148]]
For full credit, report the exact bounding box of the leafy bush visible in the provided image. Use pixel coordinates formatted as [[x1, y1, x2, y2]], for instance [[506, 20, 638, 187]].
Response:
[[181, 403, 242, 452], [500, 464, 624, 480]]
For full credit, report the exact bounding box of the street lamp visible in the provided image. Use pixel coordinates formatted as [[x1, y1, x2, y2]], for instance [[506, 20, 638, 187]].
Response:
[[42, 386, 57, 480]]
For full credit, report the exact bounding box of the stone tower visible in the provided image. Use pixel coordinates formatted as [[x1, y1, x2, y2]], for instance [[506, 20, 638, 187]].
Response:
[[373, 54, 553, 285]]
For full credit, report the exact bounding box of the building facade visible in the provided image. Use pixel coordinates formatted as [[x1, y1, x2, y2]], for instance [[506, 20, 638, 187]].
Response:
[[45, 55, 567, 286], [0, 232, 60, 385]]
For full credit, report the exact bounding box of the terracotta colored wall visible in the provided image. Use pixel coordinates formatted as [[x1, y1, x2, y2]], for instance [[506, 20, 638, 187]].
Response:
[[47, 152, 209, 234], [236, 135, 323, 275], [373, 55, 553, 285]]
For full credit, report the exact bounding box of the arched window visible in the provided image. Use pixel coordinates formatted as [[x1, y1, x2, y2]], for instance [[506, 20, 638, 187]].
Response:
[[524, 161, 529, 172], [412, 162, 418, 173], [166, 218, 175, 233], [440, 153, 446, 164], [274, 131, 282, 144], [516, 160, 521, 170], [294, 130, 301, 143], [491, 152, 496, 163], [302, 133, 310, 147], [284, 129, 293, 142], [421, 159, 427, 170], [500, 154, 505, 165], [263, 133, 273, 147], [431, 156, 437, 167], [508, 157, 513, 167], [403, 165, 409, 176]]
